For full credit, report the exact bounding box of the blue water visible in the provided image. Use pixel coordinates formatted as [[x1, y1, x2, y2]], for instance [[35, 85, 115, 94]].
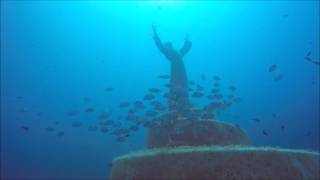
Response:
[[1, 1, 319, 179]]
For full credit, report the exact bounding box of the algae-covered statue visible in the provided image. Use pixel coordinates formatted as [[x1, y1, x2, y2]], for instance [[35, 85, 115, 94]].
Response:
[[152, 25, 192, 112]]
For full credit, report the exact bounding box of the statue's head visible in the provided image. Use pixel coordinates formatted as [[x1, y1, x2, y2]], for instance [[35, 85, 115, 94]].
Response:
[[164, 42, 173, 49]]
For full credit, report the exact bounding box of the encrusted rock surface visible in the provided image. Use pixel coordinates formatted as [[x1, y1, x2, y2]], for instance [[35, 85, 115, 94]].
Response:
[[147, 120, 252, 148]]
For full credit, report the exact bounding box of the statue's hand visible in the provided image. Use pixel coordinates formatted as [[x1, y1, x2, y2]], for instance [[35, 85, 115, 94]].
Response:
[[184, 35, 192, 47], [180, 34, 192, 56], [152, 24, 160, 40], [152, 24, 157, 34], [185, 34, 189, 41]]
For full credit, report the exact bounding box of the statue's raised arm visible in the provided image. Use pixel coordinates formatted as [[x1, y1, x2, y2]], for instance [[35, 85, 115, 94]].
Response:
[[152, 25, 166, 54], [180, 35, 192, 57]]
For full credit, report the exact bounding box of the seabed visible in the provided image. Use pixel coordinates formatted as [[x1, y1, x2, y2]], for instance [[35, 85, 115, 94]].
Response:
[[110, 119, 320, 180]]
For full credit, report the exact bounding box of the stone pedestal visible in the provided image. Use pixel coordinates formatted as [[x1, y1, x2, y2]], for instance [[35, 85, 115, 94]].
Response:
[[111, 146, 319, 180], [110, 116, 320, 180]]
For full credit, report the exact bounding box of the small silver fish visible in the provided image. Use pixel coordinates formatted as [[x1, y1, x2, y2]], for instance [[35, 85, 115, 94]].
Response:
[[83, 97, 91, 103], [304, 56, 312, 61], [129, 125, 139, 131], [252, 118, 261, 123], [116, 136, 127, 142], [119, 101, 130, 108], [100, 127, 108, 133], [57, 131, 64, 137], [145, 110, 158, 117], [112, 128, 130, 136], [154, 104, 167, 111], [134, 101, 145, 109], [228, 86, 237, 91], [312, 61, 320, 65], [268, 64, 277, 72], [21, 126, 29, 131], [274, 74, 284, 81], [192, 91, 204, 98], [262, 129, 268, 136], [149, 88, 161, 93], [17, 96, 23, 100], [46, 127, 54, 132], [306, 50, 311, 57], [213, 76, 221, 81], [105, 87, 114, 91], [211, 88, 220, 94], [88, 126, 98, 132], [85, 107, 94, 113], [72, 121, 82, 127], [189, 81, 195, 85], [158, 75, 170, 79], [144, 94, 155, 100], [67, 111, 78, 116]]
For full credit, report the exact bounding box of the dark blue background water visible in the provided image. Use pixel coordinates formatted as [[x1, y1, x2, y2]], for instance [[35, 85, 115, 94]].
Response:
[[1, 1, 319, 179]]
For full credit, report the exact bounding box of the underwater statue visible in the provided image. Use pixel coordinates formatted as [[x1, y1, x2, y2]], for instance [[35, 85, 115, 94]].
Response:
[[152, 25, 192, 112]]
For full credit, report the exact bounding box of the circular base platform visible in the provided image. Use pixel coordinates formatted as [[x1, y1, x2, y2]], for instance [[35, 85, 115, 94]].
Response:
[[147, 120, 252, 148], [111, 146, 319, 180]]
